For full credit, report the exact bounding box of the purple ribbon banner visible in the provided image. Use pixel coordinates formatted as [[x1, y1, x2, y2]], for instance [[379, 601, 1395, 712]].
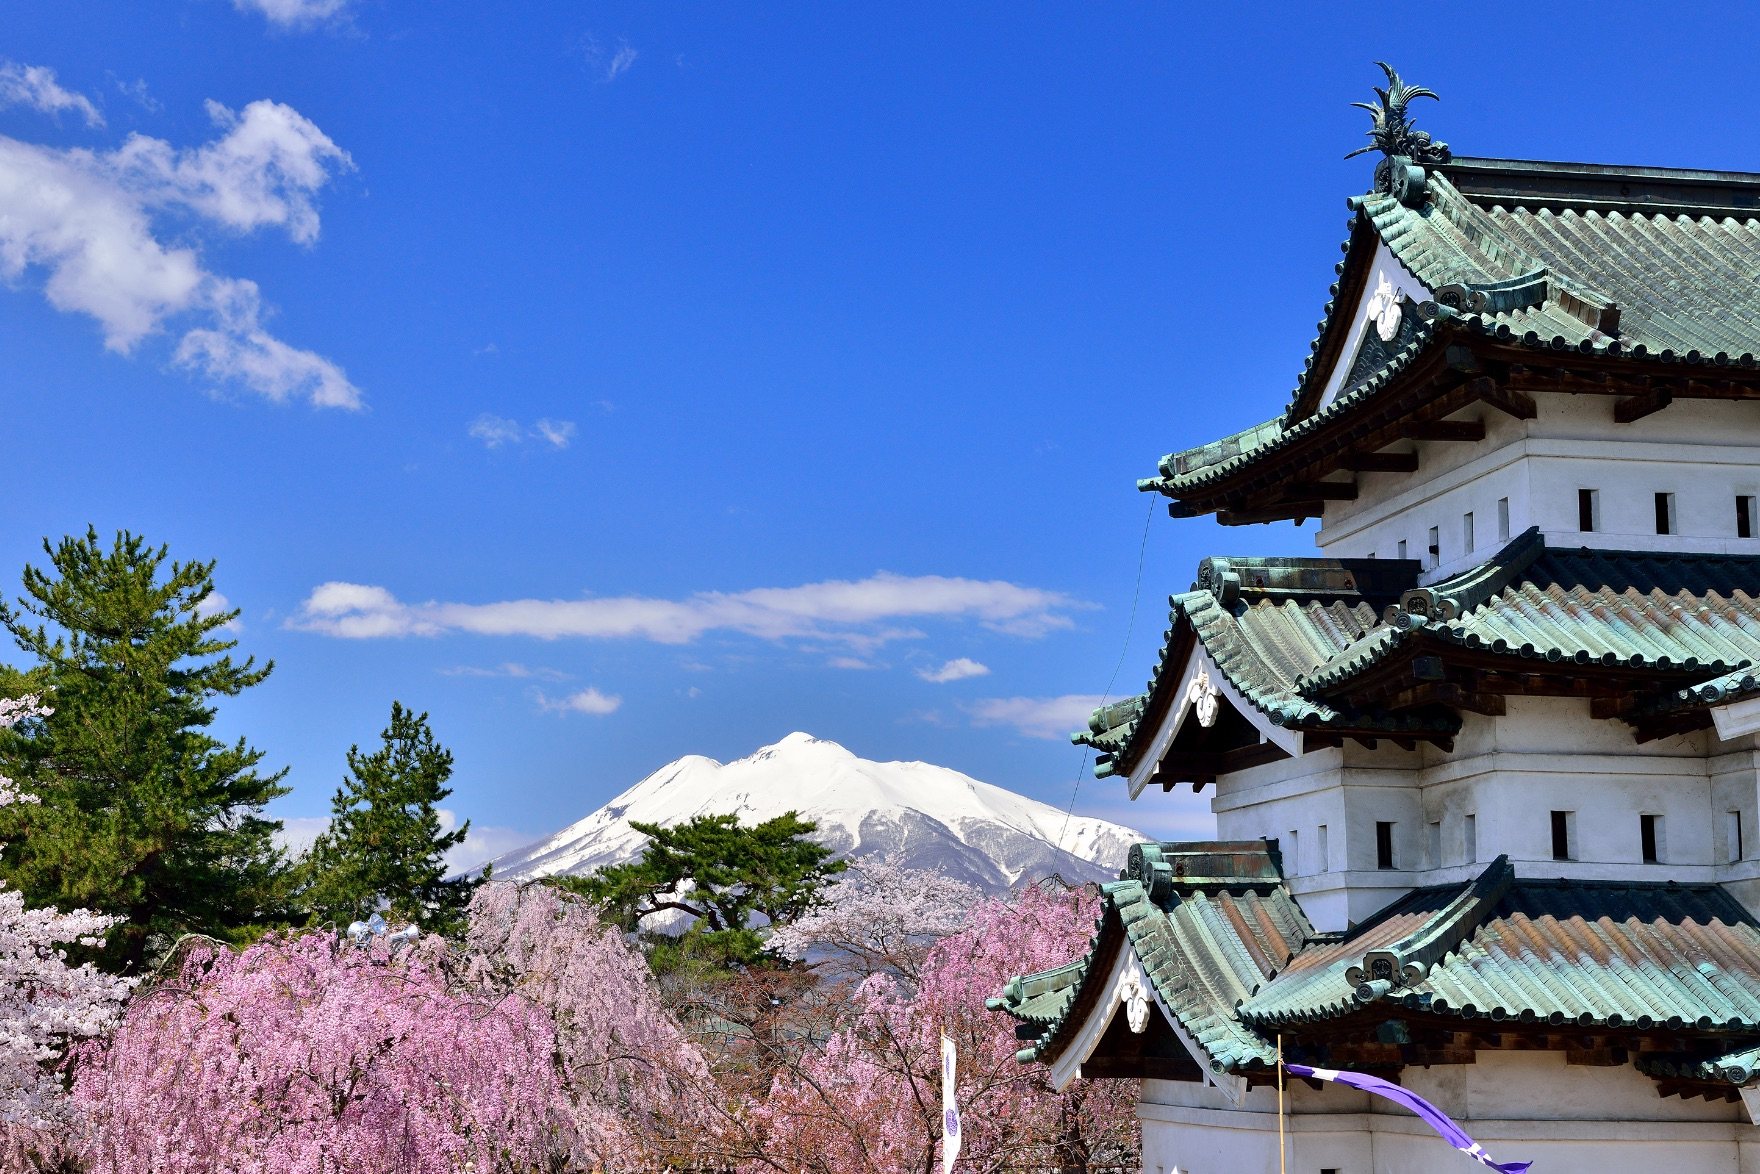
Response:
[[1285, 1063, 1533, 1173]]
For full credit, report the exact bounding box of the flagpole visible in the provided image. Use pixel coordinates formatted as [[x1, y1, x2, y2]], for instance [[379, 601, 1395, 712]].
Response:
[[1277, 1033, 1287, 1174]]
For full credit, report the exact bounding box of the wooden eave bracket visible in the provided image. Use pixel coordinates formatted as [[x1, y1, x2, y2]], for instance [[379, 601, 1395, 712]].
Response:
[[1614, 383, 1675, 424], [1468, 375, 1537, 421]]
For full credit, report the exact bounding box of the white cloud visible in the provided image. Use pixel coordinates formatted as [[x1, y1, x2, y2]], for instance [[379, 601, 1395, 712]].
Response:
[[439, 662, 567, 681], [113, 77, 160, 114], [0, 94, 359, 407], [0, 62, 103, 127], [828, 656, 875, 670], [469, 414, 578, 449], [273, 815, 330, 859], [194, 589, 243, 632], [582, 37, 638, 83], [965, 694, 1107, 741], [291, 571, 1087, 647], [536, 687, 623, 716], [468, 413, 524, 448], [918, 657, 989, 683], [232, 0, 351, 28], [533, 418, 576, 449]]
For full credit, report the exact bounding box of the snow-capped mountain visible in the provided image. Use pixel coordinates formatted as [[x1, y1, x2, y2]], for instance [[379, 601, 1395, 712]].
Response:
[[489, 732, 1146, 891]]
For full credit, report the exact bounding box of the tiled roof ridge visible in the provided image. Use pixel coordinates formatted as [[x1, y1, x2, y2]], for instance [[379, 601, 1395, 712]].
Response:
[[1194, 554, 1421, 611], [1389, 527, 1546, 625], [1345, 856, 1515, 1004], [1441, 154, 1760, 219]]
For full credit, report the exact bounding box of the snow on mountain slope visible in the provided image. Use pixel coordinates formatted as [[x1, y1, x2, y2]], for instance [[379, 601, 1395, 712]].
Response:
[[489, 732, 1146, 891]]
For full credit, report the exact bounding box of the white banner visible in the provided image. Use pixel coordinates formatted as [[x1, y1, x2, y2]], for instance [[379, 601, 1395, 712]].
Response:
[[940, 1032, 961, 1173]]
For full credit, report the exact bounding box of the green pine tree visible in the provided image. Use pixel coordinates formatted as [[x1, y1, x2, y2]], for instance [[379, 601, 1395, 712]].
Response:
[[0, 528, 289, 970], [566, 811, 845, 967], [302, 701, 480, 937]]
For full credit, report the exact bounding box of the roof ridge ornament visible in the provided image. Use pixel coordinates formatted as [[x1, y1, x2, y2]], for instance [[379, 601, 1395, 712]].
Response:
[[1346, 62, 1451, 207]]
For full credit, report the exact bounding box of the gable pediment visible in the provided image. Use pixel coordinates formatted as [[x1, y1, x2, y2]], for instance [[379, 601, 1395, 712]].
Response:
[[1310, 242, 1432, 416], [1125, 642, 1298, 799]]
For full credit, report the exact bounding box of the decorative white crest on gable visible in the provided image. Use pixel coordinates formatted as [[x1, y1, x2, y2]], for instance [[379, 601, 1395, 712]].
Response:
[[1367, 272, 1404, 342], [1186, 667, 1220, 729], [1120, 959, 1151, 1034]]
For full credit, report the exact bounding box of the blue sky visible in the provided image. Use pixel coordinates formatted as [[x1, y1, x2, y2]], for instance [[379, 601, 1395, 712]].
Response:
[[3, 3, 1759, 866]]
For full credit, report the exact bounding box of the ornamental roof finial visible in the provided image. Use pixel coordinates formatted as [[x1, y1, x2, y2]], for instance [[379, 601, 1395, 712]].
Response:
[[1346, 62, 1451, 205]]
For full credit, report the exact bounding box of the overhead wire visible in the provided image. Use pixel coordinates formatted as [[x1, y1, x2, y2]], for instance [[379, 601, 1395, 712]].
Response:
[[1055, 496, 1156, 854]]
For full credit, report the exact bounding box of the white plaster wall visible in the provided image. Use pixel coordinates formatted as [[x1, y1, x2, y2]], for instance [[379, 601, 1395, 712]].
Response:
[[1139, 1052, 1760, 1174], [1198, 698, 1760, 929], [1314, 395, 1760, 579]]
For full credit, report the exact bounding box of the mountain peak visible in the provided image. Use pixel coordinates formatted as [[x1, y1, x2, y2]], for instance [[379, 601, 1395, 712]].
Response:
[[489, 735, 1149, 895]]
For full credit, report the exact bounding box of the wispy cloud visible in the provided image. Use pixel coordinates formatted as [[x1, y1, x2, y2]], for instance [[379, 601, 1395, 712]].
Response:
[[0, 62, 103, 127], [533, 418, 575, 448], [112, 77, 160, 114], [292, 572, 1088, 648], [468, 414, 577, 449], [828, 656, 875, 670], [536, 687, 622, 716], [965, 694, 1106, 740], [0, 93, 359, 407], [440, 662, 568, 681], [232, 0, 351, 29], [582, 36, 638, 83], [918, 657, 989, 683], [468, 414, 524, 448]]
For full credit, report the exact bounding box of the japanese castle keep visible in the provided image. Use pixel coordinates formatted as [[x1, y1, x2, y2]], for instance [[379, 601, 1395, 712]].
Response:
[[994, 66, 1760, 1172]]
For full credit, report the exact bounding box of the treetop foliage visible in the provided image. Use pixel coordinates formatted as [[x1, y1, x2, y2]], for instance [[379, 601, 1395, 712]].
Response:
[[302, 701, 479, 937], [0, 528, 287, 969], [570, 811, 845, 955]]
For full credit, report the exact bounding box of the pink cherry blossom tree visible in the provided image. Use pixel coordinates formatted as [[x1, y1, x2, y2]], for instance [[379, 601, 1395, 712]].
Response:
[[70, 932, 569, 1174], [768, 856, 980, 983], [67, 880, 719, 1173], [462, 880, 716, 1169], [751, 880, 1139, 1173], [0, 696, 132, 1168]]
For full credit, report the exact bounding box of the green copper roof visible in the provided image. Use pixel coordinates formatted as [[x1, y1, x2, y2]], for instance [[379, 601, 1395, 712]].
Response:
[[991, 842, 1306, 1076], [1301, 536, 1760, 694], [1142, 156, 1760, 504], [1074, 554, 1454, 778], [998, 846, 1760, 1085], [1082, 532, 1760, 779], [1239, 861, 1760, 1038]]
